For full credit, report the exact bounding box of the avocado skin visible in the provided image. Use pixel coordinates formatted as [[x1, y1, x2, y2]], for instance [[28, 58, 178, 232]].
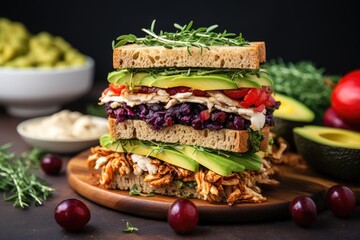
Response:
[[294, 133, 360, 182]]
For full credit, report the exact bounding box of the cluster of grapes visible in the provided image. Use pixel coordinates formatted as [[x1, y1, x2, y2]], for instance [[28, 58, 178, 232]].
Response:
[[289, 185, 357, 227]]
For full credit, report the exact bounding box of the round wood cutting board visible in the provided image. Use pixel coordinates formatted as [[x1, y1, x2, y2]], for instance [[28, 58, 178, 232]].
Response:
[[67, 150, 359, 223]]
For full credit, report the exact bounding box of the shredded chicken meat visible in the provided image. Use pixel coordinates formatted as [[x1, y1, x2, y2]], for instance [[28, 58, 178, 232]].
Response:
[[87, 146, 279, 205]]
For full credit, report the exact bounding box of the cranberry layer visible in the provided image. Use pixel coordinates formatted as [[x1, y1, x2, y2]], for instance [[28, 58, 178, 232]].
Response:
[[106, 102, 278, 131]]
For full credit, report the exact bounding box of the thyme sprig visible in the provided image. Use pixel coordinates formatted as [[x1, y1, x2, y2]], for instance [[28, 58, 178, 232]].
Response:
[[0, 143, 53, 208], [113, 20, 249, 54]]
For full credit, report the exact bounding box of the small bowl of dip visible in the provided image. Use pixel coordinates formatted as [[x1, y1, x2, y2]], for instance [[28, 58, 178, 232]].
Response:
[[17, 110, 108, 153]]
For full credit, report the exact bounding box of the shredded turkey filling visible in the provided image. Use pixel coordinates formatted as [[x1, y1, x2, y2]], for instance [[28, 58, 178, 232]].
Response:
[[87, 146, 279, 205]]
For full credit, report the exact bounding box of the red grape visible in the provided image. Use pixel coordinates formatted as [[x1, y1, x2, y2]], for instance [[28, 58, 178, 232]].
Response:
[[54, 199, 91, 231], [167, 198, 199, 233], [41, 154, 62, 175], [326, 185, 356, 218], [289, 196, 317, 227]]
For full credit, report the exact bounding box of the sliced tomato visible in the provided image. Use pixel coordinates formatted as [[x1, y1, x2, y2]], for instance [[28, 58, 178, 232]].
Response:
[[254, 104, 266, 112], [109, 83, 126, 95], [191, 89, 207, 96], [243, 88, 262, 106], [264, 95, 276, 107], [223, 88, 251, 99], [254, 91, 268, 106], [166, 87, 191, 95]]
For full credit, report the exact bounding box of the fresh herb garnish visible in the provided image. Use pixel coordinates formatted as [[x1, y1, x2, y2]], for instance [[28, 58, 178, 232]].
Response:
[[113, 20, 249, 54], [0, 143, 53, 208], [141, 67, 265, 78], [129, 184, 154, 197], [192, 145, 231, 158], [266, 59, 340, 124], [247, 129, 264, 153], [123, 221, 138, 233]]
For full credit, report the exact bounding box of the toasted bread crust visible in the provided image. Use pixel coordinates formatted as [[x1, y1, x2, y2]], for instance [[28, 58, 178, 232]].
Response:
[[108, 118, 270, 153], [113, 42, 266, 70]]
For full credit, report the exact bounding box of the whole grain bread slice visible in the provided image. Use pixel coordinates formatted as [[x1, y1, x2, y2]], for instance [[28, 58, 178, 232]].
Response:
[[108, 118, 270, 153], [113, 42, 266, 70]]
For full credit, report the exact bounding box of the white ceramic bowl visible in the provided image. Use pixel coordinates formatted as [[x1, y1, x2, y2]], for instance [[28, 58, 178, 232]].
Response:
[[0, 57, 94, 117], [17, 115, 108, 153]]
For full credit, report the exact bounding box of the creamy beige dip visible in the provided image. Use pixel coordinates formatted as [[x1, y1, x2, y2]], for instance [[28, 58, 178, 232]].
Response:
[[24, 110, 108, 140]]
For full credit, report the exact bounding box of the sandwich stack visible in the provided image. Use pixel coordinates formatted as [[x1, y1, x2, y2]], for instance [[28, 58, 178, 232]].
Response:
[[87, 21, 281, 205]]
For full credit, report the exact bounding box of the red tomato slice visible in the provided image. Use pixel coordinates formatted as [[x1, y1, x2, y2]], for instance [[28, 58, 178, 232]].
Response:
[[166, 87, 191, 95], [223, 88, 251, 99], [254, 91, 268, 106], [254, 104, 266, 112], [191, 89, 207, 96], [264, 95, 276, 107], [243, 88, 262, 106], [109, 83, 126, 95]]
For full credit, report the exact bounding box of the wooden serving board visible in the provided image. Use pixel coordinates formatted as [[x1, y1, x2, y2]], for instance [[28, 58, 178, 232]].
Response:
[[67, 150, 360, 223]]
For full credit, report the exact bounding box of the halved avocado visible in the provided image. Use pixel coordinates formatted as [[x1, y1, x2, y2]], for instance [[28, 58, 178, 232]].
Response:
[[272, 93, 315, 150], [294, 125, 360, 182]]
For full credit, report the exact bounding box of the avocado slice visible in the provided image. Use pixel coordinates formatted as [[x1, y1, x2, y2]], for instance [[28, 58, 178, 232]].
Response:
[[108, 70, 148, 89], [140, 74, 237, 90], [99, 135, 199, 172], [227, 152, 262, 171], [235, 72, 274, 88], [176, 146, 245, 176], [272, 93, 315, 150], [294, 125, 360, 182], [107, 70, 273, 90]]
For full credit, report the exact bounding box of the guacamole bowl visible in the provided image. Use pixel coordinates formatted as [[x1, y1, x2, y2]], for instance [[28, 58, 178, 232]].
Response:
[[0, 57, 94, 117]]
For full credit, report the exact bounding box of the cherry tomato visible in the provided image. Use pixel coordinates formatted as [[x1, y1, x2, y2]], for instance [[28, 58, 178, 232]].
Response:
[[168, 199, 199, 234], [331, 69, 360, 125], [223, 88, 250, 99]]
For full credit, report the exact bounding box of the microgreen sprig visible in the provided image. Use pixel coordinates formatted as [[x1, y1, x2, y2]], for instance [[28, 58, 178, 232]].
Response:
[[113, 20, 249, 55], [129, 184, 154, 197], [123, 221, 138, 233], [129, 67, 267, 80]]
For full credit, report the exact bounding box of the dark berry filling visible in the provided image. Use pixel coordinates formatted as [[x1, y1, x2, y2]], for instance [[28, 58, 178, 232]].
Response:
[[106, 102, 278, 131]]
